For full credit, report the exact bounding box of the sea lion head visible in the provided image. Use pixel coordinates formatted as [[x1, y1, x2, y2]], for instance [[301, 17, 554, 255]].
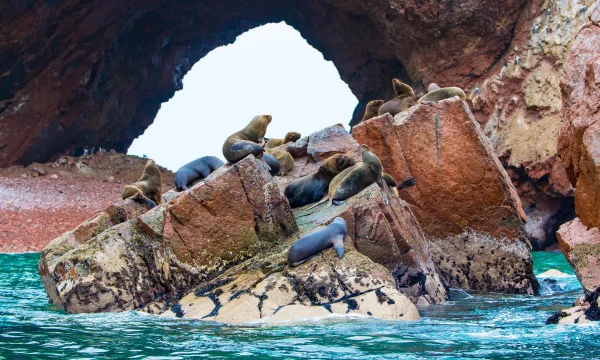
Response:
[[392, 79, 415, 98], [283, 132, 301, 143], [360, 144, 383, 175], [139, 159, 161, 181], [367, 99, 384, 109], [245, 114, 272, 141]]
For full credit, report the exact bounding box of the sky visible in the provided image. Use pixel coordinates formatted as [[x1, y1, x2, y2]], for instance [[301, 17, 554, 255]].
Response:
[[128, 22, 358, 171]]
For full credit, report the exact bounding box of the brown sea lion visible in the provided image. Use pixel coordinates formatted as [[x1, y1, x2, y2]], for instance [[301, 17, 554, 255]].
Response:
[[222, 115, 272, 163], [378, 79, 416, 117], [287, 217, 347, 267], [265, 132, 301, 149], [265, 148, 294, 176], [175, 156, 225, 191], [381, 172, 417, 196], [358, 100, 384, 125], [284, 153, 356, 208], [418, 87, 466, 103], [307, 145, 383, 209], [122, 159, 162, 208]]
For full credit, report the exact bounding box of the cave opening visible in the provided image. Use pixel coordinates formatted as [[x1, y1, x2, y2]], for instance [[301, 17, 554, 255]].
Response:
[[127, 22, 357, 171]]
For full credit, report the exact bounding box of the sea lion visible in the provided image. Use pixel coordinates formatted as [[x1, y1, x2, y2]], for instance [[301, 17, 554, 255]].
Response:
[[265, 132, 301, 149], [265, 148, 294, 176], [222, 115, 272, 163], [287, 217, 347, 267], [359, 100, 384, 125], [262, 152, 280, 176], [284, 154, 356, 208], [381, 173, 417, 196], [378, 79, 416, 117], [122, 159, 162, 209], [418, 87, 466, 103], [307, 145, 383, 209], [175, 156, 225, 191]]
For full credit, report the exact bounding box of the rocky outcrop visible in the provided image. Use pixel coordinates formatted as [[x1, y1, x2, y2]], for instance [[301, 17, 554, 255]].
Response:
[[38, 152, 427, 323], [274, 125, 447, 304], [0, 0, 527, 167], [39, 156, 297, 314], [555, 4, 600, 293], [551, 5, 600, 323], [353, 99, 539, 295], [465, 0, 597, 249], [557, 218, 600, 293]]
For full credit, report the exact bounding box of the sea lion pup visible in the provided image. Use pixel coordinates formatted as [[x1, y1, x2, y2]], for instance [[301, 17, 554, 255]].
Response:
[[122, 159, 163, 209], [262, 152, 280, 176], [284, 153, 356, 208], [307, 145, 383, 209], [265, 148, 294, 176], [174, 156, 225, 191], [222, 115, 272, 163], [418, 87, 466, 103], [287, 217, 347, 267], [264, 132, 301, 149], [377, 79, 416, 117]]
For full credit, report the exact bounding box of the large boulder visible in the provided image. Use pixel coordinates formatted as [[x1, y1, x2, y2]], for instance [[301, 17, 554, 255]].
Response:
[[353, 100, 539, 295], [38, 156, 298, 313], [157, 248, 420, 324], [557, 218, 600, 294]]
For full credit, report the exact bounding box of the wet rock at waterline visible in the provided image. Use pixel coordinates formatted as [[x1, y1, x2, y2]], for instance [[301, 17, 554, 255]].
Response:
[[546, 287, 600, 325], [353, 99, 539, 295]]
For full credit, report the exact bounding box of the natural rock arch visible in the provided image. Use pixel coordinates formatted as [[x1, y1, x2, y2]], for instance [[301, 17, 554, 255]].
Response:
[[0, 0, 525, 167]]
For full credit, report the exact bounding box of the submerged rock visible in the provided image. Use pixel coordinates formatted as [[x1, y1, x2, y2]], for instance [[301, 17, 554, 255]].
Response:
[[353, 99, 539, 295]]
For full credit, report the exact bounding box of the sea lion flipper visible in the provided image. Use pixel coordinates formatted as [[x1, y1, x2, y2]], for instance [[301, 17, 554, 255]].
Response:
[[397, 177, 416, 190], [332, 235, 345, 258], [137, 194, 158, 209]]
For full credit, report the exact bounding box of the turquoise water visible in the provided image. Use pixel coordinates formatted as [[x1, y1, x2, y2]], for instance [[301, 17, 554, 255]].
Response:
[[1, 252, 598, 359]]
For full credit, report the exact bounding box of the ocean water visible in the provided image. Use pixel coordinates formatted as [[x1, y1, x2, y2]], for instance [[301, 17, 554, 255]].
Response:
[[0, 252, 598, 359]]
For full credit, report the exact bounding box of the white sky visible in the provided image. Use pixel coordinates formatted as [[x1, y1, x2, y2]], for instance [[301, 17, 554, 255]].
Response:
[[128, 22, 357, 171]]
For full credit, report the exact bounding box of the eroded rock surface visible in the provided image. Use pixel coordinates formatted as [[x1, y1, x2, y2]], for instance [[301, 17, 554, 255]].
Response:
[[0, 0, 527, 167], [353, 100, 539, 295]]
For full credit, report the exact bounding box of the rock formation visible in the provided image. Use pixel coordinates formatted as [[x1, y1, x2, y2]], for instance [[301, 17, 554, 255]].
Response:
[[464, 0, 598, 249], [0, 0, 527, 167], [38, 150, 433, 323], [551, 3, 600, 324], [353, 99, 539, 295]]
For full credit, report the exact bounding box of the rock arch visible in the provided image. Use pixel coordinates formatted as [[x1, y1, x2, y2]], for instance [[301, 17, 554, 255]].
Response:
[[0, 0, 525, 167]]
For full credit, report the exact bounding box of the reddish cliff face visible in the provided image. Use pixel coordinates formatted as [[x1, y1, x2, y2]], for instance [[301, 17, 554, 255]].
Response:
[[0, 0, 526, 167]]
